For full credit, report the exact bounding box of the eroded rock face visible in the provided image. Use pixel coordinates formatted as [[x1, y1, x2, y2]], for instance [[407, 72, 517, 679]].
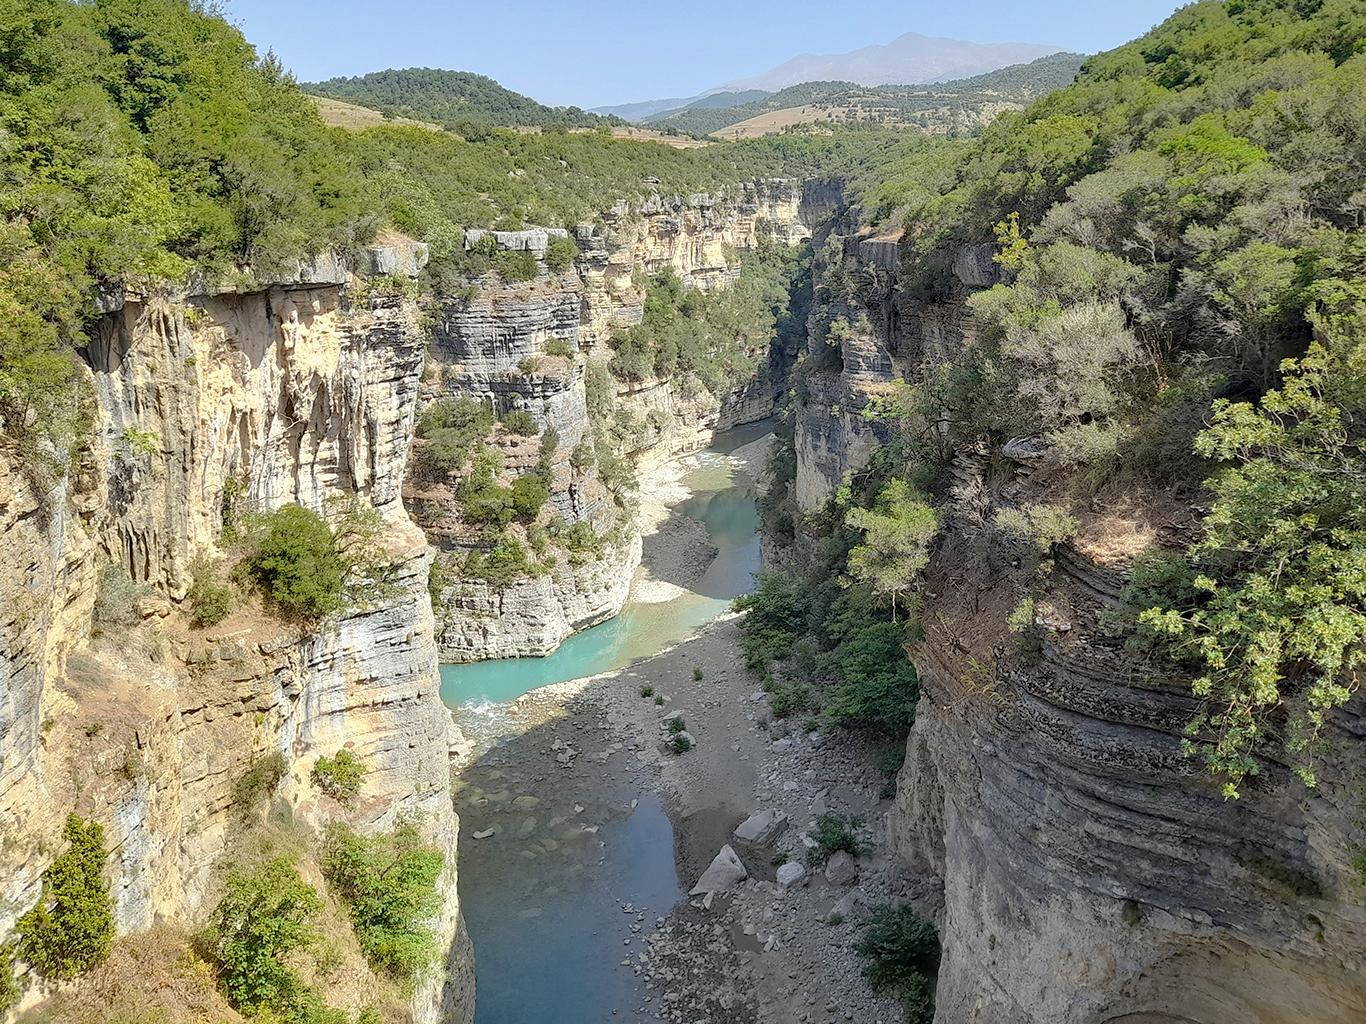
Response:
[[2, 274, 474, 1024], [434, 534, 642, 662]]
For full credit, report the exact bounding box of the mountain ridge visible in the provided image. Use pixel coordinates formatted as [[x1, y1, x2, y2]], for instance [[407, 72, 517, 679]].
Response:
[[592, 30, 1060, 119]]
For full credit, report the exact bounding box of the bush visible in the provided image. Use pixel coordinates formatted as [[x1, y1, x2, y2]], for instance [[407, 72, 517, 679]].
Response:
[[241, 505, 346, 620], [0, 944, 18, 1014], [693, 668, 703, 680], [210, 857, 322, 1014], [188, 557, 232, 627], [544, 234, 579, 272], [500, 408, 540, 436], [493, 249, 538, 282], [670, 733, 693, 754], [16, 815, 114, 980], [639, 685, 654, 697], [543, 338, 576, 359], [811, 813, 863, 858], [93, 563, 150, 635], [233, 750, 290, 813], [668, 716, 687, 734], [509, 474, 550, 519], [321, 821, 443, 986], [312, 749, 365, 806], [855, 904, 940, 1024]]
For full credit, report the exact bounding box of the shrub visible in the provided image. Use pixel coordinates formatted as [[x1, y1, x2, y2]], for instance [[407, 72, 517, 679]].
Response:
[[509, 474, 550, 519], [493, 249, 538, 282], [639, 685, 654, 697], [668, 716, 687, 734], [210, 857, 322, 1014], [693, 668, 703, 680], [241, 505, 346, 620], [188, 557, 232, 627], [543, 338, 576, 359], [16, 815, 114, 980], [321, 821, 443, 986], [670, 733, 692, 754], [312, 749, 365, 806], [500, 408, 539, 436], [569, 439, 596, 470], [855, 904, 940, 1024], [93, 563, 150, 635], [0, 944, 18, 1013], [516, 355, 542, 375], [463, 535, 541, 585], [811, 813, 863, 858], [544, 234, 579, 273], [233, 750, 290, 813]]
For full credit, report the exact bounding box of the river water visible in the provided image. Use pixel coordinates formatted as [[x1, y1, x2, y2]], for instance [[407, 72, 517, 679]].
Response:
[[445, 422, 770, 1024], [439, 419, 769, 708]]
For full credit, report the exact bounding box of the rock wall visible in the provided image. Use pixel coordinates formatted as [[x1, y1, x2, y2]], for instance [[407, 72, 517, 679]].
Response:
[[1, 243, 474, 1024], [418, 182, 817, 662], [895, 543, 1366, 1023]]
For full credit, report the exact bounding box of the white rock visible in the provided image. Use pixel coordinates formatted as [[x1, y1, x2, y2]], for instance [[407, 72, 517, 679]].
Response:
[[733, 809, 789, 846], [824, 850, 859, 886], [690, 844, 748, 895], [776, 863, 805, 888]]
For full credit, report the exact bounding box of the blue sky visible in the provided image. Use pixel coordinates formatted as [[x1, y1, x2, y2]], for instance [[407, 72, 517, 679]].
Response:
[[223, 0, 1186, 108]]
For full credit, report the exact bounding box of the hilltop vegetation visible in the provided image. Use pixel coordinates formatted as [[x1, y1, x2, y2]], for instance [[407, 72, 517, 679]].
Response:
[[0, 0, 933, 460], [305, 67, 619, 131], [756, 0, 1366, 795], [643, 53, 1086, 136]]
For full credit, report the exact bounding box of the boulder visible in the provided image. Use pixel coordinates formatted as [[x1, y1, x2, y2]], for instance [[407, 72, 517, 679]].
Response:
[[734, 809, 789, 846], [825, 850, 859, 886], [690, 845, 748, 895], [776, 862, 805, 888], [828, 891, 859, 923]]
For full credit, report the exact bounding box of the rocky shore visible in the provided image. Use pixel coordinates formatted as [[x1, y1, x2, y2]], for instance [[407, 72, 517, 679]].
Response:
[[449, 433, 926, 1024]]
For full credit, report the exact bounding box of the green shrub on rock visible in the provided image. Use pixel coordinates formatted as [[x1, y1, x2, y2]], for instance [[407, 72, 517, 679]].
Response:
[[855, 903, 940, 1024], [240, 505, 347, 620], [321, 821, 443, 986], [312, 749, 365, 806], [16, 815, 114, 980], [209, 857, 322, 1014]]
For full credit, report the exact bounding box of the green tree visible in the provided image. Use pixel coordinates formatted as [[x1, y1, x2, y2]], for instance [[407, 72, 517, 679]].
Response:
[[16, 815, 114, 979], [845, 479, 937, 618], [209, 856, 321, 1013], [321, 821, 443, 985], [243, 505, 346, 619], [1141, 343, 1366, 796]]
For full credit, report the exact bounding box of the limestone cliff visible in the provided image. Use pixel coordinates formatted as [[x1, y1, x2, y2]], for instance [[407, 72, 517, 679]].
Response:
[[894, 483, 1366, 1023], [781, 229, 1366, 1022], [416, 183, 817, 662], [0, 242, 474, 1024]]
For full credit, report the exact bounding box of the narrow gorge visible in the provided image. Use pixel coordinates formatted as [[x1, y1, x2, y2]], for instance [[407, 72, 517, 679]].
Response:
[[7, 2, 1366, 1023]]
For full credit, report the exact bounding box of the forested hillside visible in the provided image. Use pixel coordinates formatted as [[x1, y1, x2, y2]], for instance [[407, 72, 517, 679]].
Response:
[[642, 52, 1086, 135], [0, 0, 931, 470], [744, 0, 1366, 800], [304, 68, 618, 131]]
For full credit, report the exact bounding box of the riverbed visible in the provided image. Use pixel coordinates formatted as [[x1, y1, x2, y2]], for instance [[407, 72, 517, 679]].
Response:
[[445, 424, 776, 1024]]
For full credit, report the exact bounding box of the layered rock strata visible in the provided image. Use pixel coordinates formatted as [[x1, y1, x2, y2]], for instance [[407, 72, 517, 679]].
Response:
[[419, 184, 818, 660], [1, 243, 474, 1024]]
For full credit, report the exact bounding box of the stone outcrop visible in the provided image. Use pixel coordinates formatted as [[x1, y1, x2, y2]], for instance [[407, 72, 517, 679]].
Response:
[[417, 182, 816, 661], [434, 534, 642, 661], [2, 254, 474, 1023], [895, 540, 1366, 1023]]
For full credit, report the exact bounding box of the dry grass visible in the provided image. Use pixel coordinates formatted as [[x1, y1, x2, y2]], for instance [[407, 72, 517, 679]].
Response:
[[17, 929, 242, 1024], [310, 95, 441, 132], [608, 126, 711, 149]]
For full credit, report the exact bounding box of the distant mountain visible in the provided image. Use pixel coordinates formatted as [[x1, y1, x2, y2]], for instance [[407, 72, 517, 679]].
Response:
[[592, 90, 772, 120], [720, 31, 1061, 92], [304, 68, 619, 129], [643, 53, 1085, 138]]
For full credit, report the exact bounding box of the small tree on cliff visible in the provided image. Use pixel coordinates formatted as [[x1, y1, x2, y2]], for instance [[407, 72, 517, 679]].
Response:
[[844, 479, 938, 618], [16, 815, 114, 979]]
